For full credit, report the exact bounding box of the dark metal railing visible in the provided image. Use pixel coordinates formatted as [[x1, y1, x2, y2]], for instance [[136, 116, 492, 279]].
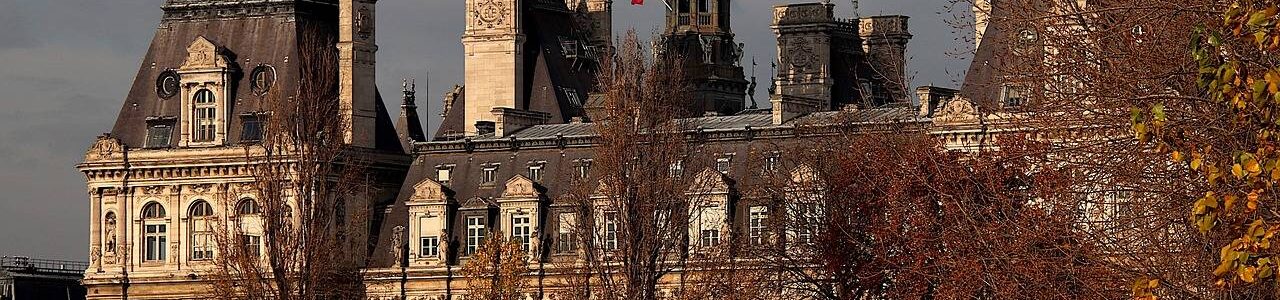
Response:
[[0, 256, 89, 274]]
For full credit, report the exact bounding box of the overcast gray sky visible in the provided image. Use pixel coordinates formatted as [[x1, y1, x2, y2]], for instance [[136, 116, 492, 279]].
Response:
[[0, 0, 974, 261]]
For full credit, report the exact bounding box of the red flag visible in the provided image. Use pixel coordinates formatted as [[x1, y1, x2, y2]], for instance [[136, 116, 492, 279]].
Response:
[[632, 0, 643, 5]]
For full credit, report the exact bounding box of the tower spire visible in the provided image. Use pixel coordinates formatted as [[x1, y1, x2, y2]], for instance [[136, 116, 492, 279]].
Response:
[[396, 77, 426, 151]]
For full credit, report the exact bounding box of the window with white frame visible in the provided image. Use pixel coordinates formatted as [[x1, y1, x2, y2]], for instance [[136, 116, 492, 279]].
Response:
[[557, 212, 576, 253], [189, 200, 214, 261], [764, 155, 780, 173], [749, 206, 769, 246], [192, 89, 218, 142], [669, 161, 683, 178], [481, 164, 499, 185], [141, 202, 167, 262], [700, 229, 720, 247], [528, 163, 545, 182], [512, 214, 532, 252], [466, 216, 486, 256], [420, 236, 439, 258], [716, 156, 732, 174], [603, 212, 619, 251], [239, 234, 261, 257], [575, 159, 593, 179]]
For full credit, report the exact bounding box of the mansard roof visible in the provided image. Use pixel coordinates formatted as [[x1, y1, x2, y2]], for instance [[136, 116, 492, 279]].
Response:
[[109, 1, 403, 153], [960, 1, 1017, 109], [432, 4, 599, 140]]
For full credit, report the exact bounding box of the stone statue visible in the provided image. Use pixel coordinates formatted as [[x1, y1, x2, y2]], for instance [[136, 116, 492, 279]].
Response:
[[731, 42, 745, 67], [699, 35, 715, 64], [439, 229, 451, 260], [392, 225, 406, 266]]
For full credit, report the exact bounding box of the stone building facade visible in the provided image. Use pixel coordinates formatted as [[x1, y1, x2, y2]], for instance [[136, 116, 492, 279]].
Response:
[[79, 0, 1010, 299]]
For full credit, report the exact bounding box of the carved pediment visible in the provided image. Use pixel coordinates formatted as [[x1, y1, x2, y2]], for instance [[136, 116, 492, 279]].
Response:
[[688, 169, 731, 194], [85, 134, 124, 161], [461, 197, 497, 209], [410, 178, 450, 204], [933, 96, 978, 125], [181, 36, 232, 70], [500, 175, 542, 199]]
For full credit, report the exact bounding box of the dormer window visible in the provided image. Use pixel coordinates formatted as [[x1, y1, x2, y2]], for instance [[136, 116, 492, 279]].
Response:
[[177, 36, 236, 146], [144, 118, 176, 149], [240, 114, 265, 143], [1001, 85, 1029, 108], [481, 164, 500, 185]]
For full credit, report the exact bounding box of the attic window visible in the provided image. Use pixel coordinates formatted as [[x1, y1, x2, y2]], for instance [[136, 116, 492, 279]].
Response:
[[1001, 85, 1029, 108], [240, 116, 264, 143], [145, 124, 174, 149]]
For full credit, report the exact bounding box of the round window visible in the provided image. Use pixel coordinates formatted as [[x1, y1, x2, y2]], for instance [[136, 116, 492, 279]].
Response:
[[250, 65, 276, 96], [156, 70, 180, 99]]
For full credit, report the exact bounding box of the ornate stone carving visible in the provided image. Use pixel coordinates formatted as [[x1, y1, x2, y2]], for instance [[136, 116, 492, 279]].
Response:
[[474, 0, 510, 29], [181, 36, 230, 70], [142, 186, 166, 195], [411, 179, 448, 203], [85, 134, 123, 161], [190, 183, 214, 194], [785, 39, 817, 74], [933, 97, 978, 124], [501, 175, 539, 199]]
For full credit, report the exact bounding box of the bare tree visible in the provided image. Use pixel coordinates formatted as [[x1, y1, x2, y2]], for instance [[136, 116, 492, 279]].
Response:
[[206, 20, 372, 300], [461, 231, 531, 300]]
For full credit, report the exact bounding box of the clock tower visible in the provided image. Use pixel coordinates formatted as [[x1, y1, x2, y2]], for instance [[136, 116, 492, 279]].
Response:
[[462, 0, 525, 136]]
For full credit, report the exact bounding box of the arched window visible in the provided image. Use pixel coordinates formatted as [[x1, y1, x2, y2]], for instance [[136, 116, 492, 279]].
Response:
[[189, 200, 213, 217], [192, 89, 217, 142], [236, 198, 259, 215], [141, 202, 167, 262], [142, 202, 166, 219], [188, 200, 214, 260]]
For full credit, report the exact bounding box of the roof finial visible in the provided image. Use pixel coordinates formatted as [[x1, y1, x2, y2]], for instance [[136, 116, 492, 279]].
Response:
[[402, 77, 417, 106]]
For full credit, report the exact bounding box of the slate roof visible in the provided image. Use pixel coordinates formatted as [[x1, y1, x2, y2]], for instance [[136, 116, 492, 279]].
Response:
[[109, 0, 403, 153], [960, 1, 1015, 109]]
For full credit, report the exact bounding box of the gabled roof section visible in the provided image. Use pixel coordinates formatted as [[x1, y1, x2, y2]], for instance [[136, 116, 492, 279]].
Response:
[[409, 178, 450, 204], [960, 1, 1014, 109], [500, 175, 544, 199]]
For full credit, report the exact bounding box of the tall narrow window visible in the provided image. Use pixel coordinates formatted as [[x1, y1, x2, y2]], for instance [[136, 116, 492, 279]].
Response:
[[141, 202, 167, 262], [557, 212, 576, 253], [697, 0, 710, 13], [192, 89, 217, 142], [512, 215, 532, 252], [764, 155, 780, 173], [749, 206, 769, 246], [466, 216, 486, 256], [603, 212, 619, 251], [189, 200, 214, 261], [576, 160, 593, 179], [794, 203, 820, 244], [669, 161, 683, 178], [420, 236, 439, 258]]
